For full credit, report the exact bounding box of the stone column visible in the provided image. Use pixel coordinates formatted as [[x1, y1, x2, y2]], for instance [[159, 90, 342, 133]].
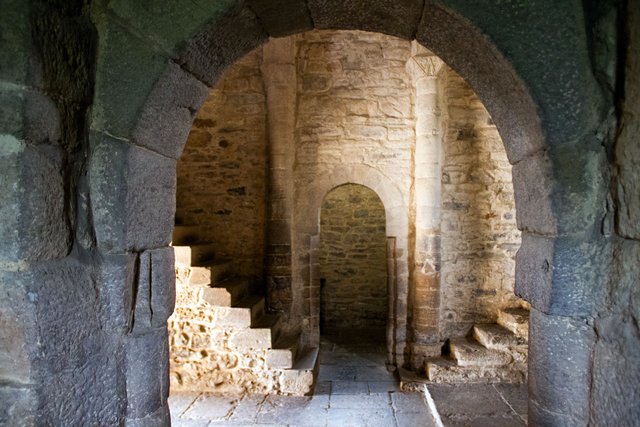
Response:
[[261, 38, 297, 322], [407, 44, 446, 369]]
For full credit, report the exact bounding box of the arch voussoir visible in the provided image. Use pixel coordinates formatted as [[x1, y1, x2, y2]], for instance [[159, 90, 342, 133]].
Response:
[[307, 0, 425, 40], [132, 61, 209, 160], [178, 3, 268, 87]]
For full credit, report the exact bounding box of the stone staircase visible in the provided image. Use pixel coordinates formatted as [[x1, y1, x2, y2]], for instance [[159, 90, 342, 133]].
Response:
[[401, 307, 529, 388], [168, 224, 319, 396]]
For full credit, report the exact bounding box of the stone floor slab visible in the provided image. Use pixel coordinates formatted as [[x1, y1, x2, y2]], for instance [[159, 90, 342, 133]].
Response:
[[367, 381, 400, 393], [318, 364, 357, 381], [391, 391, 430, 413], [183, 394, 238, 420], [315, 381, 332, 395], [326, 407, 396, 427], [395, 412, 437, 427], [427, 383, 512, 417], [226, 395, 265, 424], [172, 419, 212, 427], [329, 392, 390, 409], [169, 392, 201, 417], [356, 365, 395, 382], [331, 380, 369, 395], [493, 383, 528, 419]]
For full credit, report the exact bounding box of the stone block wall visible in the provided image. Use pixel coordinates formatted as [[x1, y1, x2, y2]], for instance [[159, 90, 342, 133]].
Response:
[[439, 69, 523, 338], [176, 49, 267, 278], [291, 30, 416, 352], [293, 30, 415, 188], [319, 184, 388, 336]]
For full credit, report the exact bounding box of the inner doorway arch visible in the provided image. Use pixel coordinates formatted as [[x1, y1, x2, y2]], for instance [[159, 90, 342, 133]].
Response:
[[319, 184, 388, 339]]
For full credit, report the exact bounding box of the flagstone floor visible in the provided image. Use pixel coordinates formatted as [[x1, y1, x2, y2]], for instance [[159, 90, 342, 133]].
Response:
[[169, 334, 527, 426], [169, 335, 437, 427]]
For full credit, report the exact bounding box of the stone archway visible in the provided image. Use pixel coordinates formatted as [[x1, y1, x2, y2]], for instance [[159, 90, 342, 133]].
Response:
[[4, 1, 621, 425], [88, 4, 610, 425]]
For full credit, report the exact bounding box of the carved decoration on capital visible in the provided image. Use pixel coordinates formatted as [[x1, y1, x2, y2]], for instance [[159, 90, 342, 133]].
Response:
[[407, 42, 445, 78], [406, 55, 445, 78]]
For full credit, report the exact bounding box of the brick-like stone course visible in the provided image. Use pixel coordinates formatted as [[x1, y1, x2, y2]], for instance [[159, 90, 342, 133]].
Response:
[[439, 69, 523, 339], [176, 49, 267, 279], [319, 184, 388, 334]]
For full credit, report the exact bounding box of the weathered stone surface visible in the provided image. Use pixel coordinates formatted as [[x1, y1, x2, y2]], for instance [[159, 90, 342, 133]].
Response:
[[180, 3, 268, 87], [449, 338, 512, 367], [438, 0, 604, 147], [616, 0, 640, 239], [97, 253, 136, 332], [528, 308, 595, 425], [0, 0, 41, 86], [308, 0, 424, 40], [89, 132, 176, 253], [0, 140, 70, 262], [132, 255, 153, 334], [126, 328, 169, 420], [126, 405, 170, 427], [472, 324, 525, 352], [427, 383, 524, 426], [0, 386, 36, 426], [497, 307, 529, 340], [247, 0, 313, 37], [107, 0, 237, 56], [92, 14, 168, 138], [426, 357, 524, 383], [0, 312, 32, 384], [0, 89, 60, 144], [17, 259, 125, 425], [416, 3, 545, 164], [133, 61, 208, 159], [511, 152, 556, 236], [279, 367, 315, 395], [590, 315, 640, 426], [0, 272, 35, 385], [149, 248, 177, 328], [132, 248, 177, 332], [550, 143, 609, 236], [170, 255, 314, 395], [528, 399, 581, 427], [515, 233, 610, 317]]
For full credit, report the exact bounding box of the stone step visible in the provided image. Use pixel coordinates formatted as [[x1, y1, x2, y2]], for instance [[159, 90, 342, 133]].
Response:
[[267, 333, 301, 369], [212, 294, 265, 329], [188, 259, 234, 286], [498, 307, 529, 340], [229, 313, 283, 350], [279, 347, 320, 396], [473, 324, 526, 352], [425, 357, 525, 383], [201, 277, 252, 307], [398, 367, 428, 392], [172, 225, 201, 245], [449, 338, 512, 367], [293, 346, 319, 371], [174, 243, 216, 266]]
